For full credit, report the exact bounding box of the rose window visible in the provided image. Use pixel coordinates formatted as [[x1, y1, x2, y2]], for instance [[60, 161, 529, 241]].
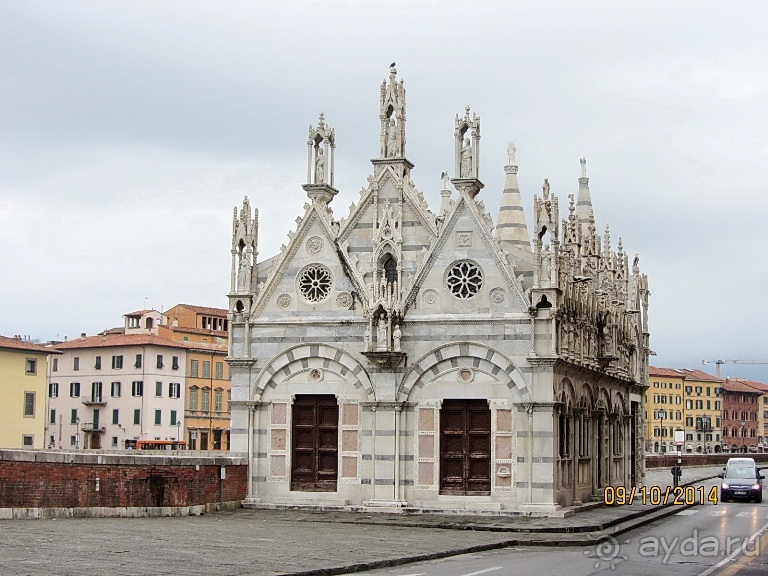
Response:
[[298, 265, 332, 302], [446, 261, 483, 299]]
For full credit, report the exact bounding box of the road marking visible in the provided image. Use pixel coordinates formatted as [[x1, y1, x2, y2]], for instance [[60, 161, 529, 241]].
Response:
[[707, 510, 726, 516], [697, 518, 768, 576], [461, 569, 503, 576], [676, 510, 698, 515], [736, 511, 752, 517]]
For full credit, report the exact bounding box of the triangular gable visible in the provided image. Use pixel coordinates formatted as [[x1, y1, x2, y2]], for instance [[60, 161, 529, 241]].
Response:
[[252, 200, 362, 318], [404, 190, 528, 312], [338, 164, 438, 242]]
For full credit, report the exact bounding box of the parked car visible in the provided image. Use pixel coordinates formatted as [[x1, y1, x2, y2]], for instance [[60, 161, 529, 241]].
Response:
[[719, 464, 764, 503]]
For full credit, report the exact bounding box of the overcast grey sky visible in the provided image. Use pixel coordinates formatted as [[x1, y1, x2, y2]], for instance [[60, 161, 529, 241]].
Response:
[[1, 1, 766, 382]]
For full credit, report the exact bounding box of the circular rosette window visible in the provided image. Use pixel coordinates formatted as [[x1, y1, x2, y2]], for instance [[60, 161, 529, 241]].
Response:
[[446, 260, 483, 299], [298, 264, 333, 303]]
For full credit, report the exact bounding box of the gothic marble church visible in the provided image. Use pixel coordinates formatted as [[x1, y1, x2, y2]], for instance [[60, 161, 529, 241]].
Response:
[[227, 67, 651, 514]]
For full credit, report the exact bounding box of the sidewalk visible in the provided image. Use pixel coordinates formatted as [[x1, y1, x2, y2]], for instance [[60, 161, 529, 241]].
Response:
[[0, 466, 725, 576], [246, 465, 725, 539]]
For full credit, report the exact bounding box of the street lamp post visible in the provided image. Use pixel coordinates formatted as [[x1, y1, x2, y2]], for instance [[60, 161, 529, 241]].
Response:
[[741, 419, 746, 453], [703, 415, 711, 454], [658, 411, 666, 453]]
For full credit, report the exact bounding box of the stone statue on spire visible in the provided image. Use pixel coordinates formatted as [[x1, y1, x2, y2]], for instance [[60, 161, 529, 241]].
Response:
[[378, 66, 407, 160], [303, 113, 338, 205], [580, 157, 587, 179], [451, 105, 483, 198], [460, 138, 474, 177], [507, 141, 516, 165], [315, 147, 326, 183], [386, 117, 398, 157]]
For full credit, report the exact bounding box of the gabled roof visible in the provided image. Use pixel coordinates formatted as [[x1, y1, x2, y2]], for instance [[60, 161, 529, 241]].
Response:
[[168, 304, 228, 316], [721, 378, 764, 394], [53, 333, 190, 351], [649, 366, 686, 378], [100, 327, 125, 335], [675, 368, 723, 383], [0, 335, 59, 354], [123, 309, 158, 317], [728, 378, 768, 394]]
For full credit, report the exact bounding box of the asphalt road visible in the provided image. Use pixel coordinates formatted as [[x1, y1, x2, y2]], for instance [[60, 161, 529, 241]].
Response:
[[358, 479, 768, 576]]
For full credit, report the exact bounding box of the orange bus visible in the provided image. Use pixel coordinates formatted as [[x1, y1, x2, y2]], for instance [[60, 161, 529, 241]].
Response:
[[128, 439, 186, 451]]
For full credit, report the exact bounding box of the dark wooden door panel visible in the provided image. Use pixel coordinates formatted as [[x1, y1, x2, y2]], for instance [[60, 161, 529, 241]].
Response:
[[291, 395, 338, 492], [440, 399, 491, 495]]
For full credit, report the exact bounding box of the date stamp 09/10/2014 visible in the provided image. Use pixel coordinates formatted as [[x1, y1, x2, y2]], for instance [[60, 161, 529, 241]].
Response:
[[603, 485, 720, 506]]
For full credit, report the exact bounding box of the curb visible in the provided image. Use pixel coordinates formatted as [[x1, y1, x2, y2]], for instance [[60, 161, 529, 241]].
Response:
[[277, 474, 720, 575]]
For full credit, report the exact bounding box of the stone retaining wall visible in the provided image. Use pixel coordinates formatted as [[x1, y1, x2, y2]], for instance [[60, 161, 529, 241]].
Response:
[[645, 453, 768, 469], [0, 449, 247, 519]]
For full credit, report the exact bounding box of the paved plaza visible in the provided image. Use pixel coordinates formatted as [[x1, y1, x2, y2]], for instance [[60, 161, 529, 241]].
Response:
[[0, 466, 723, 576]]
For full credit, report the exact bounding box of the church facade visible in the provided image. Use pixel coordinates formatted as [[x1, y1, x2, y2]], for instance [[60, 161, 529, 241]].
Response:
[[227, 68, 650, 514]]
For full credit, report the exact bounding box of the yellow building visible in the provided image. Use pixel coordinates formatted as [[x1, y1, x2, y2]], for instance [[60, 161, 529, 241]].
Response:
[[677, 369, 723, 454], [0, 335, 59, 449], [159, 304, 230, 450], [646, 367, 686, 453]]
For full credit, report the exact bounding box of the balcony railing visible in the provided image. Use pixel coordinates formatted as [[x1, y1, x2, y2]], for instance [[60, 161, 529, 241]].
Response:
[[81, 396, 107, 406], [80, 422, 106, 433]]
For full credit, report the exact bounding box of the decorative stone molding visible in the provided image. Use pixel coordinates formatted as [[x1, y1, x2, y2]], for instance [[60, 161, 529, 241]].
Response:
[[277, 294, 292, 309], [252, 343, 375, 401], [362, 350, 406, 369], [226, 358, 257, 368], [228, 400, 261, 408], [297, 264, 333, 303], [336, 291, 353, 309], [446, 260, 483, 300], [456, 231, 473, 247], [526, 356, 558, 367], [360, 401, 413, 410], [457, 367, 474, 383], [398, 341, 531, 403], [306, 235, 324, 255], [422, 289, 438, 306], [490, 287, 506, 304]]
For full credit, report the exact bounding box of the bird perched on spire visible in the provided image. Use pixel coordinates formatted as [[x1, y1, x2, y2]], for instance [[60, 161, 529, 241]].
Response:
[[390, 62, 396, 68]]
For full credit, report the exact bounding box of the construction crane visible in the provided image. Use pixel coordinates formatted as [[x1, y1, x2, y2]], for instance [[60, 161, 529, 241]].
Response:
[[701, 360, 768, 378]]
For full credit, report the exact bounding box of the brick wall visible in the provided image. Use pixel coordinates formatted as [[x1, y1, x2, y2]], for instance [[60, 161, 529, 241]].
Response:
[[0, 450, 246, 511]]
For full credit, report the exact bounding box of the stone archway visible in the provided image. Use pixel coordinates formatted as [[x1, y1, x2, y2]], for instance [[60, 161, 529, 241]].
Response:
[[398, 341, 530, 403], [399, 342, 532, 507], [252, 343, 375, 402], [248, 343, 375, 500]]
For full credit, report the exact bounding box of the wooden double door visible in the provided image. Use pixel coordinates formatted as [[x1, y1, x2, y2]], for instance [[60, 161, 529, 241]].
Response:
[[291, 395, 339, 492], [440, 399, 492, 495]]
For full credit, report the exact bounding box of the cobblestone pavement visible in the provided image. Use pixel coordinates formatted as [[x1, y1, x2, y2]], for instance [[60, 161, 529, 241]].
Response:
[[0, 466, 724, 576]]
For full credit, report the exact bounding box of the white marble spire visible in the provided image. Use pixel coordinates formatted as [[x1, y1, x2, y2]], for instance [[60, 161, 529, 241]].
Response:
[[494, 142, 531, 251], [576, 157, 595, 239]]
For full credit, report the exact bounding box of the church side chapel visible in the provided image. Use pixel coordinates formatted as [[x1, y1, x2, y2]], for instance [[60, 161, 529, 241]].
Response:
[[227, 66, 650, 513]]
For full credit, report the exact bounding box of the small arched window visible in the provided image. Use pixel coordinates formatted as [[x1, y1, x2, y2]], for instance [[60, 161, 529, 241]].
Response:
[[384, 257, 397, 285], [146, 318, 153, 329]]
